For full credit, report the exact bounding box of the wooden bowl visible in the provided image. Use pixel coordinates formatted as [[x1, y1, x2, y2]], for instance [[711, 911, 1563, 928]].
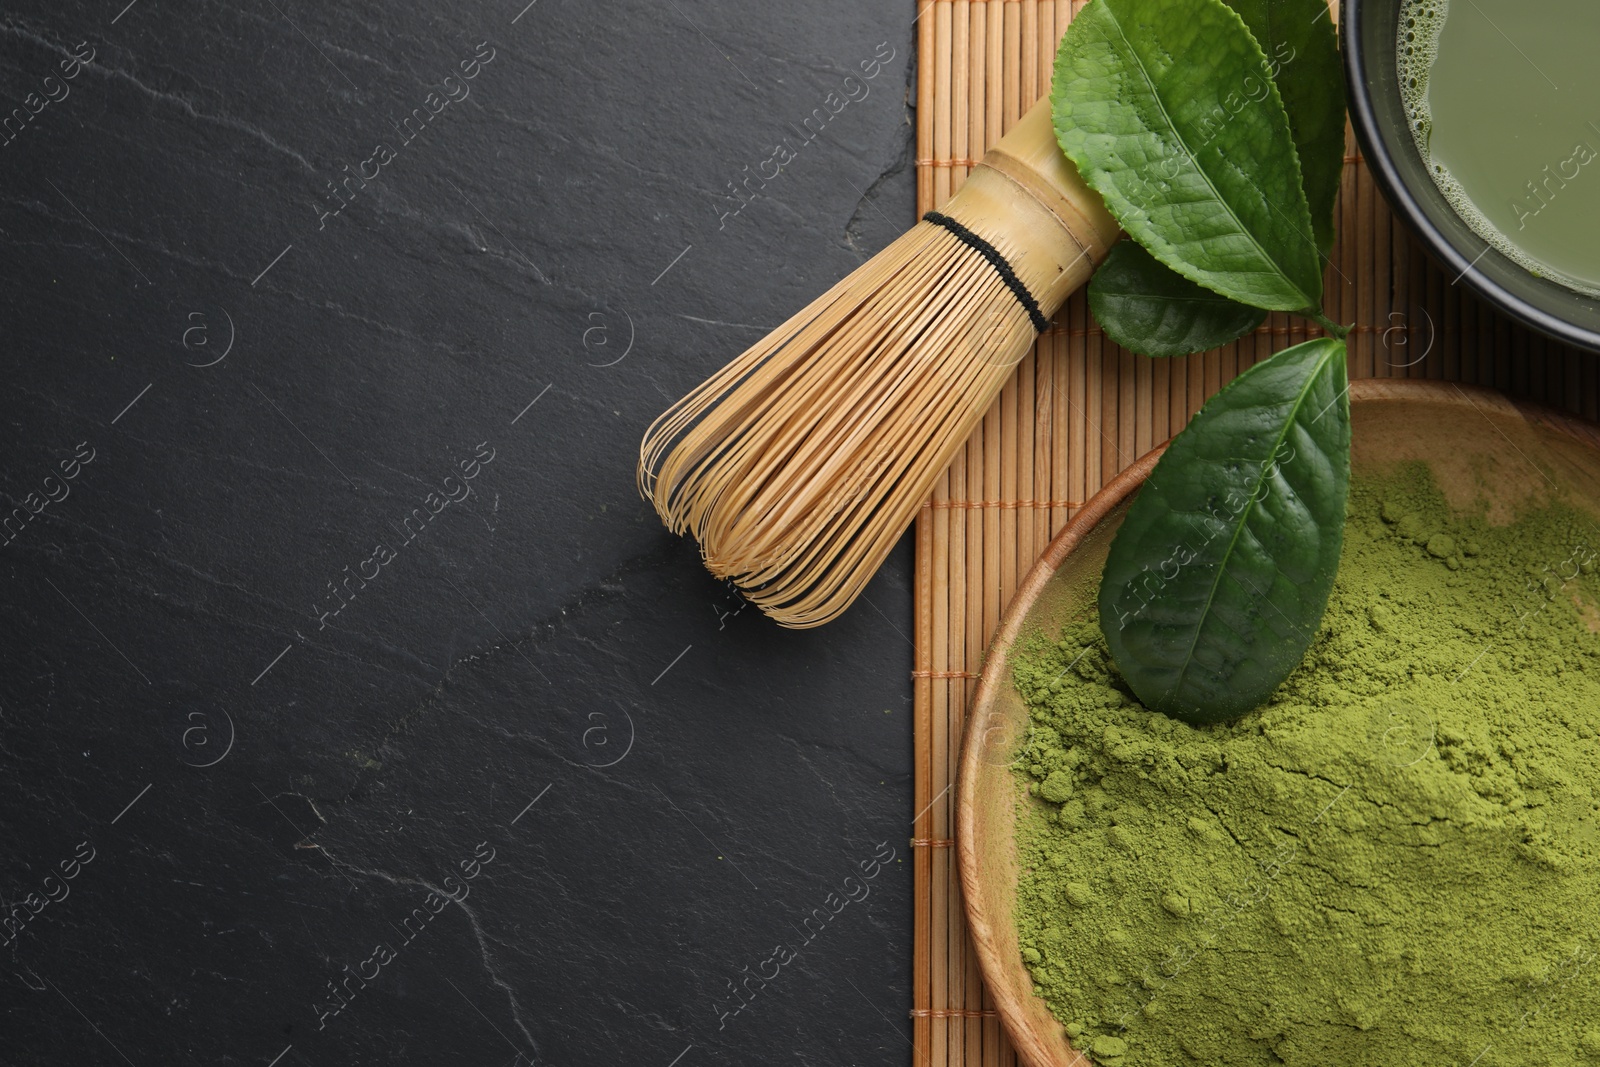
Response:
[[954, 378, 1600, 1067]]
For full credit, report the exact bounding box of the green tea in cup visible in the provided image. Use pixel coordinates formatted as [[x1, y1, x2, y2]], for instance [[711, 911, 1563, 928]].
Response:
[[1398, 0, 1600, 294]]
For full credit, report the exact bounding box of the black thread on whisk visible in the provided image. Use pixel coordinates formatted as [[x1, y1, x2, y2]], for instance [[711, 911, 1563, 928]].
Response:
[[921, 210, 1051, 334]]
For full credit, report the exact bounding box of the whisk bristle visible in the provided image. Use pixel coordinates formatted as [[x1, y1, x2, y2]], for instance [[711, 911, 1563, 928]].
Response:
[[639, 221, 1035, 626]]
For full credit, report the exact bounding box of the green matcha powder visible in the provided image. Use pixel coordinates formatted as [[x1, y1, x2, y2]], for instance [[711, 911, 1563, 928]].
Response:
[[1013, 465, 1600, 1066]]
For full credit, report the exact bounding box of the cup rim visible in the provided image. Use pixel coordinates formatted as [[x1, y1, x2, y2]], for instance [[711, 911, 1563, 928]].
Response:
[[1340, 0, 1600, 353]]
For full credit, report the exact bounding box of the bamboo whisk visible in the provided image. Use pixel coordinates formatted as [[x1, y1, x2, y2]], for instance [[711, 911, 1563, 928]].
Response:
[[638, 98, 1119, 627]]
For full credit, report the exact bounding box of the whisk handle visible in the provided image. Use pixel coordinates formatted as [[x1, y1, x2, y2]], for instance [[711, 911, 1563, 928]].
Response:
[[937, 97, 1121, 317]]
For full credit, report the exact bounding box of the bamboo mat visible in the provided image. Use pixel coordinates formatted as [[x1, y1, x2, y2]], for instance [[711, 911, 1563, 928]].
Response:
[[907, 3, 1600, 1066]]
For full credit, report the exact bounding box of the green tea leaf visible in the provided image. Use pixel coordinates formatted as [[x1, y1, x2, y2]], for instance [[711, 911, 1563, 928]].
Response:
[[1089, 240, 1267, 357], [1098, 337, 1350, 722], [1052, 0, 1322, 311], [1221, 0, 1346, 257]]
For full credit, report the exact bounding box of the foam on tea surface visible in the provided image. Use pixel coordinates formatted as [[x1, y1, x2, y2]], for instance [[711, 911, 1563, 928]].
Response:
[[1397, 0, 1600, 295]]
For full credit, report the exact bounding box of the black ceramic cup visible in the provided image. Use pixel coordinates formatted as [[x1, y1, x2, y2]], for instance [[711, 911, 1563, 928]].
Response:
[[1342, 0, 1600, 352]]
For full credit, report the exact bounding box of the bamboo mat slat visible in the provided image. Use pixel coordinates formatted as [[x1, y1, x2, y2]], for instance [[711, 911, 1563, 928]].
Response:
[[908, 3, 1596, 1066]]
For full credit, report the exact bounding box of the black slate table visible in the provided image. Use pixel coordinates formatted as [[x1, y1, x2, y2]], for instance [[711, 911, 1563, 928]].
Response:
[[1, 2, 916, 1063]]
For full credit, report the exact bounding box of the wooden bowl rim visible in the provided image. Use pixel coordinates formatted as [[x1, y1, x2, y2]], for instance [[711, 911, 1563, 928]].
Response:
[[953, 377, 1600, 1067]]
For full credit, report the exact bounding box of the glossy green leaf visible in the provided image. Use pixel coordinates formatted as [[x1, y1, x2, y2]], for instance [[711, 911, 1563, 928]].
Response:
[[1098, 337, 1350, 722], [1089, 240, 1267, 357], [1221, 0, 1347, 257], [1052, 0, 1322, 311]]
